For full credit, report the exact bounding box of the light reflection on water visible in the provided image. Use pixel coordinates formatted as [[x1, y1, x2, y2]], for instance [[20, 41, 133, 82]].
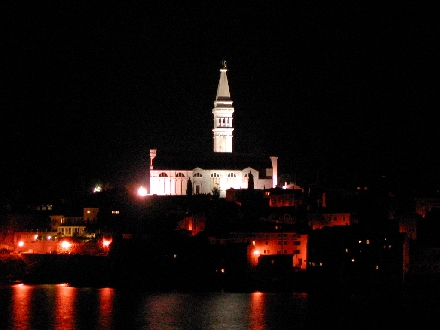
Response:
[[3, 284, 440, 329], [1, 284, 311, 329]]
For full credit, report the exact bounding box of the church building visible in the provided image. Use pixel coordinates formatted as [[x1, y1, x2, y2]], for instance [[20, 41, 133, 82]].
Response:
[[148, 61, 278, 198]]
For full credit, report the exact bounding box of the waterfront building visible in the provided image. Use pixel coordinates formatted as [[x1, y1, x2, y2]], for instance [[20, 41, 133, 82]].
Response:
[[14, 231, 58, 254], [210, 230, 308, 270]]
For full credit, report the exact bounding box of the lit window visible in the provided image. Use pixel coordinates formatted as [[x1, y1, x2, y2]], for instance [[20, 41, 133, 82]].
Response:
[[366, 240, 370, 244]]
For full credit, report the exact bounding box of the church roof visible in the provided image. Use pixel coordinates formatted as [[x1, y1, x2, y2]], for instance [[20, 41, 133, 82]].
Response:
[[152, 150, 273, 172]]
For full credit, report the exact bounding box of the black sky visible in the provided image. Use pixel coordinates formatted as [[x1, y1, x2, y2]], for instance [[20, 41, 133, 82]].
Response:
[[1, 2, 438, 200]]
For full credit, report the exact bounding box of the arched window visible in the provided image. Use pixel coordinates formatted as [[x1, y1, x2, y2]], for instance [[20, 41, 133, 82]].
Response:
[[193, 173, 202, 177], [227, 173, 236, 178], [211, 173, 220, 178], [176, 172, 185, 177], [244, 173, 249, 177], [159, 172, 168, 177]]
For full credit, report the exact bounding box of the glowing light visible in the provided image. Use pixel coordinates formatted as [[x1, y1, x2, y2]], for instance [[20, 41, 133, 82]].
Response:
[[34, 235, 38, 240], [102, 240, 111, 247], [61, 241, 71, 249], [221, 268, 225, 273], [47, 236, 51, 240], [253, 250, 260, 256], [93, 185, 102, 193], [351, 259, 355, 262], [138, 186, 147, 196], [18, 241, 24, 247]]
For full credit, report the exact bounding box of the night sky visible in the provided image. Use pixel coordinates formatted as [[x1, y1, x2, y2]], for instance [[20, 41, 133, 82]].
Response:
[[1, 2, 438, 200]]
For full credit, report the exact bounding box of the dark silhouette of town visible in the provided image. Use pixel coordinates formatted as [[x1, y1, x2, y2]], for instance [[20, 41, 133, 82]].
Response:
[[2, 174, 440, 294]]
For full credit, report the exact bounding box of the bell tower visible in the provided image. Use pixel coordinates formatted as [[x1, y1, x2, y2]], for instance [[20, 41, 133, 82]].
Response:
[[212, 60, 234, 153]]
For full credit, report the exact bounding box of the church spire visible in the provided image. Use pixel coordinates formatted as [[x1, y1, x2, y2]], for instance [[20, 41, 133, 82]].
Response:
[[212, 60, 234, 153], [215, 60, 230, 102]]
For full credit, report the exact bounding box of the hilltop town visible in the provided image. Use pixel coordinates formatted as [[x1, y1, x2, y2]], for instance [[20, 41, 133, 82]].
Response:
[[2, 63, 439, 292], [1, 177, 440, 292]]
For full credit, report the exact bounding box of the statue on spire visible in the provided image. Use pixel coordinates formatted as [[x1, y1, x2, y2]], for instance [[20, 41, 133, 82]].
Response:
[[221, 59, 227, 69]]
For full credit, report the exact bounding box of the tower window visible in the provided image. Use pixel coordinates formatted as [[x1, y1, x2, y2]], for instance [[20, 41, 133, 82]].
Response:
[[211, 173, 220, 178], [159, 172, 168, 177], [193, 173, 202, 177], [227, 173, 236, 177], [176, 172, 185, 177]]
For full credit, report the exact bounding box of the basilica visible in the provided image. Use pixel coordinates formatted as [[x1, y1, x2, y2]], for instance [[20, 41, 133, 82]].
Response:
[[148, 62, 278, 198]]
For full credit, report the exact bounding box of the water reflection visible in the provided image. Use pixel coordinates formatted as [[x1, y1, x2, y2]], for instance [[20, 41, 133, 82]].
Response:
[[98, 287, 115, 329], [11, 284, 31, 329], [249, 292, 266, 329], [3, 285, 328, 329], [54, 284, 77, 329], [7, 284, 116, 330]]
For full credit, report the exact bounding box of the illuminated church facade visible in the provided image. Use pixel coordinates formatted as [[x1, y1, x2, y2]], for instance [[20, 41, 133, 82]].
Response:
[[148, 62, 278, 198]]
